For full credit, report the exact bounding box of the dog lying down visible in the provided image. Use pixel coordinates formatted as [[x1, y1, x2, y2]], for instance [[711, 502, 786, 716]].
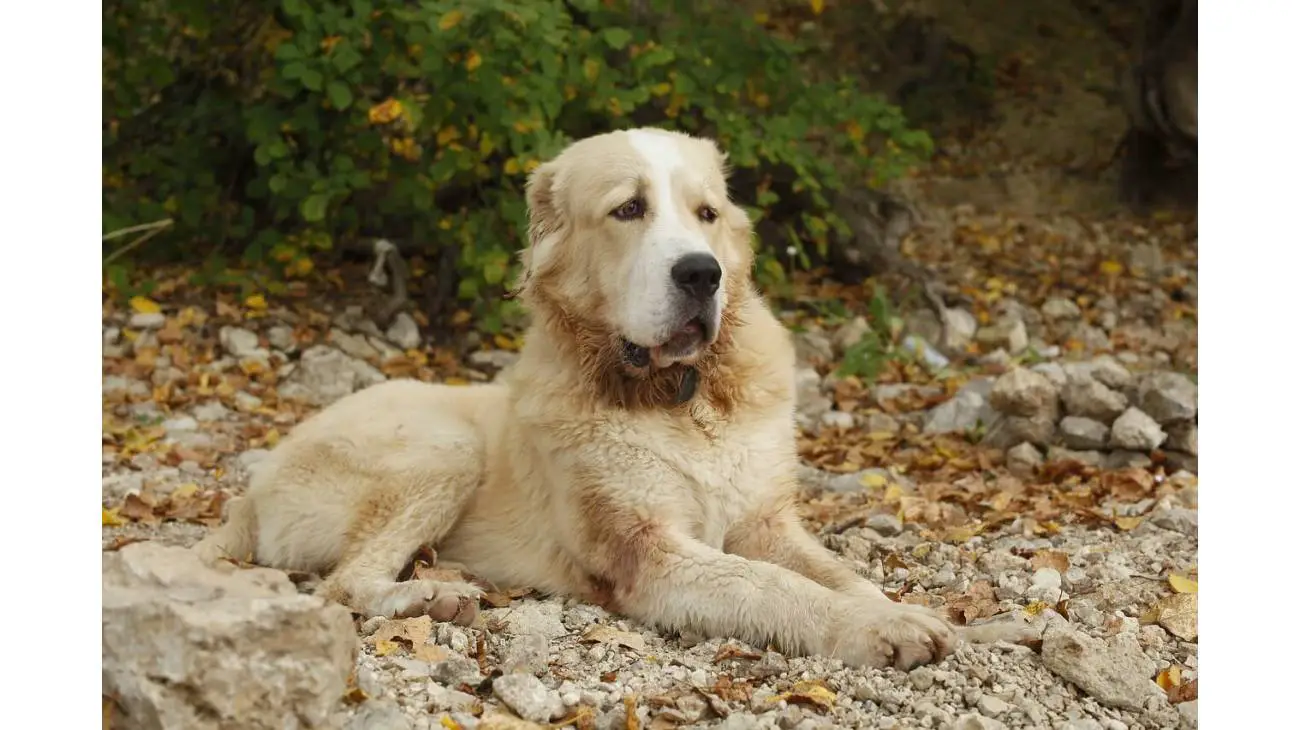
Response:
[[196, 128, 1021, 670]]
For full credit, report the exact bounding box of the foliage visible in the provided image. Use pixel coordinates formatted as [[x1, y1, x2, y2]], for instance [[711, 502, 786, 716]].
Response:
[[103, 0, 933, 320]]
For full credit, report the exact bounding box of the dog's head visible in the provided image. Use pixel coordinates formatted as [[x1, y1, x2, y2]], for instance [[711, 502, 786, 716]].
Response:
[[515, 129, 755, 385]]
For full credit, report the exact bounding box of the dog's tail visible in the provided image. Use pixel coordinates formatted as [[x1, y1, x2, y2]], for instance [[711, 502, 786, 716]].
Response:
[[193, 495, 259, 566]]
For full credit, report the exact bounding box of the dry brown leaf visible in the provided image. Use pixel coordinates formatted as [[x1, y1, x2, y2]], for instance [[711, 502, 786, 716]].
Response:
[[712, 644, 763, 663], [1029, 550, 1070, 574], [770, 681, 836, 712], [1147, 593, 1197, 640], [581, 624, 647, 652]]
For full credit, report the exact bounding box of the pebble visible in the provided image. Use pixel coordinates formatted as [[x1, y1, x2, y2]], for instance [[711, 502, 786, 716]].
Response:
[[1059, 416, 1109, 450], [1109, 407, 1166, 451], [1061, 377, 1128, 423], [1135, 372, 1197, 424], [129, 312, 166, 329], [866, 513, 904, 537], [386, 312, 422, 350], [1041, 297, 1081, 321], [989, 368, 1059, 418], [976, 695, 1012, 717], [1005, 442, 1043, 478], [1040, 628, 1158, 711], [820, 410, 855, 430], [219, 326, 266, 360]]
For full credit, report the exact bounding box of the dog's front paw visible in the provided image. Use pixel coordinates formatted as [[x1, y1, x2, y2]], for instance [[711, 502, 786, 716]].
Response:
[[824, 602, 956, 670], [371, 580, 482, 625]]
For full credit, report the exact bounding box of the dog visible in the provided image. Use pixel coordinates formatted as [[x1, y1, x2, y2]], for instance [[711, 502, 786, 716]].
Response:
[[195, 128, 957, 670]]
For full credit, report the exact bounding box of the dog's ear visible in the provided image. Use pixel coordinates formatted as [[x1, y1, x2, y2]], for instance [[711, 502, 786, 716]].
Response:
[[510, 162, 563, 299]]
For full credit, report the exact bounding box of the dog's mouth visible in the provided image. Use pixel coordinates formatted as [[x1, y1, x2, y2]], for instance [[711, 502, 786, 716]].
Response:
[[622, 316, 712, 369]]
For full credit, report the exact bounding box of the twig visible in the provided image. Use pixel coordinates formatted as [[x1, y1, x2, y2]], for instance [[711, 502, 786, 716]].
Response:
[[102, 219, 174, 267]]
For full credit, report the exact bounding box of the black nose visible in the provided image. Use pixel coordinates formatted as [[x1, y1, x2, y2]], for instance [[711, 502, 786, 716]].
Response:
[[671, 253, 722, 301]]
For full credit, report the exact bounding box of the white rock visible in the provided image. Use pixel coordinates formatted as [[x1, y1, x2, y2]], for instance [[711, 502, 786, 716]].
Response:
[[864, 412, 901, 434], [1040, 627, 1159, 711], [1041, 297, 1082, 321], [940, 308, 978, 352], [820, 410, 855, 430], [925, 378, 996, 434], [1030, 362, 1068, 387], [832, 316, 872, 354], [266, 325, 296, 352], [1061, 376, 1128, 423], [278, 345, 386, 407], [386, 312, 422, 350], [102, 543, 356, 730], [1059, 416, 1109, 450], [902, 334, 950, 370], [192, 401, 229, 422], [793, 329, 834, 365], [234, 391, 263, 411], [329, 328, 381, 361], [1087, 355, 1133, 391], [1110, 407, 1166, 451], [496, 600, 568, 639], [219, 326, 265, 360], [1165, 422, 1197, 455], [949, 714, 1008, 730], [129, 312, 167, 329], [1005, 442, 1043, 478], [162, 416, 198, 434], [348, 699, 412, 730], [1136, 372, 1197, 423], [468, 349, 521, 371], [492, 673, 565, 723], [976, 695, 1012, 717], [990, 368, 1059, 417]]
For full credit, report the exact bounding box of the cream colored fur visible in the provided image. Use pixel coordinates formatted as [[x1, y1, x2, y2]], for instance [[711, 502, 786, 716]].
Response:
[[194, 128, 958, 669]]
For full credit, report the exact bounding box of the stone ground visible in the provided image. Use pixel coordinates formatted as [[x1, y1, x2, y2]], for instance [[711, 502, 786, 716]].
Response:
[[101, 191, 1198, 730]]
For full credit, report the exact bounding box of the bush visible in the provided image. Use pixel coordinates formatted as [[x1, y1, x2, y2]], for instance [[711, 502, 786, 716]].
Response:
[[103, 0, 933, 324]]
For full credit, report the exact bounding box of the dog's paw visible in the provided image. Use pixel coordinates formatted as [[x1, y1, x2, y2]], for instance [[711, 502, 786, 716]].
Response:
[[825, 602, 957, 670], [371, 580, 482, 625]]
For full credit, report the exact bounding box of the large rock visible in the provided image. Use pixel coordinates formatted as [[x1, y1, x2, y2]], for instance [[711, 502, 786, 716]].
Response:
[[1165, 422, 1197, 455], [1058, 416, 1109, 451], [1110, 407, 1167, 451], [925, 378, 997, 434], [1040, 626, 1158, 711], [279, 345, 387, 406], [982, 413, 1056, 449], [1136, 372, 1197, 424], [219, 326, 267, 361], [385, 312, 422, 350], [1061, 376, 1128, 423], [103, 543, 357, 730], [940, 308, 978, 353], [989, 368, 1059, 418]]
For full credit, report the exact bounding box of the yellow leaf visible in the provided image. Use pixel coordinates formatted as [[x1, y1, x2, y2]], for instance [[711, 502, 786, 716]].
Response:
[[368, 98, 404, 125], [859, 472, 889, 489], [1168, 574, 1198, 594], [1113, 515, 1144, 531], [465, 50, 482, 71], [244, 294, 268, 310], [440, 717, 461, 730], [102, 507, 124, 527], [1023, 601, 1049, 617], [264, 428, 281, 447], [129, 296, 161, 314], [444, 377, 469, 386], [438, 10, 464, 30], [809, 0, 826, 15], [170, 483, 199, 501], [437, 126, 460, 146], [1099, 259, 1124, 276], [503, 158, 521, 176], [1156, 665, 1182, 692], [771, 681, 835, 711], [373, 640, 400, 657], [882, 484, 904, 503]]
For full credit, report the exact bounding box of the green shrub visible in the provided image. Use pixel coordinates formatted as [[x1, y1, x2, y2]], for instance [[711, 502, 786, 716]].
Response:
[[103, 0, 933, 323]]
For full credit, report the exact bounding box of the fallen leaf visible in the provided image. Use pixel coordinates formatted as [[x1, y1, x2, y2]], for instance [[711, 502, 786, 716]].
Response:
[[245, 293, 268, 310], [624, 694, 640, 730], [129, 296, 161, 314], [582, 624, 647, 651], [342, 686, 369, 704], [1147, 593, 1197, 640], [373, 639, 401, 656], [859, 471, 889, 488], [1022, 601, 1049, 617], [1168, 574, 1197, 594], [1156, 665, 1181, 692], [1113, 515, 1145, 531], [712, 644, 763, 663], [102, 507, 124, 527], [120, 493, 158, 523], [771, 680, 836, 712], [1029, 550, 1070, 574]]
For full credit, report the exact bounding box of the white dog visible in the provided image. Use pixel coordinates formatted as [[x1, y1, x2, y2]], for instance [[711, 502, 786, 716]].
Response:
[[195, 128, 957, 669]]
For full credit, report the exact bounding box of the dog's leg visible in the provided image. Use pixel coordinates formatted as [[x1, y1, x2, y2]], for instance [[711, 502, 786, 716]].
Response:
[[725, 498, 892, 601], [586, 511, 953, 670]]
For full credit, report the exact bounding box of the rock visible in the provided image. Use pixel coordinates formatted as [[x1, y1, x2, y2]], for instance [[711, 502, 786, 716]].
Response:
[[1150, 505, 1198, 535], [1177, 700, 1198, 728], [233, 391, 263, 412], [1040, 627, 1158, 711], [1041, 297, 1082, 321], [982, 413, 1056, 449], [468, 349, 521, 371], [1135, 372, 1197, 424], [1067, 322, 1113, 352], [819, 410, 855, 430], [794, 367, 831, 431], [162, 416, 198, 434], [947, 715, 1008, 730], [102, 543, 356, 730], [1005, 442, 1043, 478], [192, 401, 229, 422], [348, 700, 413, 730], [940, 308, 978, 352], [492, 674, 565, 723], [989, 368, 1059, 418], [909, 666, 935, 690], [1087, 356, 1133, 391], [129, 312, 167, 329], [864, 412, 901, 434], [793, 329, 833, 365], [1165, 451, 1198, 473], [497, 601, 568, 639], [832, 316, 872, 354], [329, 328, 381, 361], [266, 325, 296, 352], [1054, 721, 1103, 730], [1061, 376, 1128, 423], [502, 633, 550, 676], [278, 345, 386, 407], [901, 334, 950, 370], [1110, 407, 1166, 451], [976, 695, 1012, 717], [1059, 416, 1109, 450], [925, 378, 997, 434], [826, 468, 907, 494], [1104, 451, 1153, 470], [976, 314, 1029, 354], [866, 514, 904, 537], [386, 312, 422, 349], [1047, 446, 1104, 467], [219, 326, 265, 360], [1165, 422, 1197, 455], [1030, 362, 1068, 388]]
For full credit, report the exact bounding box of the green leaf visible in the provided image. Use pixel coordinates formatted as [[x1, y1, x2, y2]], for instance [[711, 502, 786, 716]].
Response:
[[602, 28, 632, 50], [327, 81, 353, 110], [300, 194, 330, 222], [301, 68, 324, 92], [268, 174, 288, 194]]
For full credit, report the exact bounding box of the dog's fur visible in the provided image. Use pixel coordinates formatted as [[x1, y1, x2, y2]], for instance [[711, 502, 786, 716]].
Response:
[[195, 128, 957, 669]]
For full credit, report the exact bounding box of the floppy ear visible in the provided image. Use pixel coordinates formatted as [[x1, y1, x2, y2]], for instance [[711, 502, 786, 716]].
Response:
[[510, 162, 563, 298]]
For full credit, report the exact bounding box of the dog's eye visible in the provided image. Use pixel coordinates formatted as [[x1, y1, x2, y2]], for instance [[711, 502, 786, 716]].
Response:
[[611, 197, 646, 221], [697, 205, 719, 224]]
